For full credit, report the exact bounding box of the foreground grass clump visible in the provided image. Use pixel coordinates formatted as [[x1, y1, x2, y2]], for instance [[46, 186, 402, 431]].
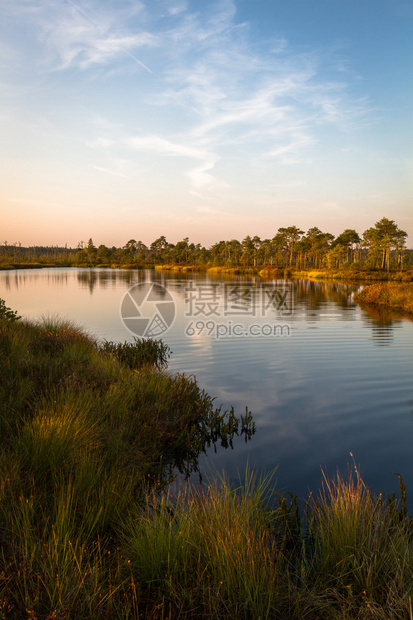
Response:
[[124, 472, 292, 619], [1, 300, 413, 618], [122, 468, 413, 620], [354, 282, 413, 315], [308, 466, 413, 618], [100, 336, 171, 370]]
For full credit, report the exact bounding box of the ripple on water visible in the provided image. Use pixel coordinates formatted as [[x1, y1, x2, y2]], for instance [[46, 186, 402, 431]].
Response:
[[1, 269, 413, 507]]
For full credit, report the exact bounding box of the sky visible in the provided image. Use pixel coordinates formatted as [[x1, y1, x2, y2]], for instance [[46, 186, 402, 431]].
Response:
[[1, 0, 412, 248]]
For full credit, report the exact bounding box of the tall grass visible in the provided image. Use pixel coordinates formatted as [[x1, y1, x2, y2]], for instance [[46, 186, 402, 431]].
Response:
[[307, 463, 413, 618], [119, 466, 413, 619], [100, 337, 171, 370], [123, 471, 293, 619]]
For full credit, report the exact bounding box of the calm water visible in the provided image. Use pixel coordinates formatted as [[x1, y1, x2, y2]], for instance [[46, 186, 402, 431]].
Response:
[[2, 268, 413, 505]]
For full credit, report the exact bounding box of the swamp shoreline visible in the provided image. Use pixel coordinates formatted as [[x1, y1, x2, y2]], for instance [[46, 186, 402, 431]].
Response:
[[1, 260, 413, 280], [1, 299, 413, 618]]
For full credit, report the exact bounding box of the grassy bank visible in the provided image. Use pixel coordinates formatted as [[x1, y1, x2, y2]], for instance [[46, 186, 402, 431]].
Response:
[[286, 268, 413, 282], [0, 300, 254, 618], [0, 263, 74, 270], [207, 266, 258, 275], [354, 283, 413, 315], [154, 264, 207, 272], [155, 265, 260, 275], [1, 301, 413, 618], [154, 264, 413, 281]]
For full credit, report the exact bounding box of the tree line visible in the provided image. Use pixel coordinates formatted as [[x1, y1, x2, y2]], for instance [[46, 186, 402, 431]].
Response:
[[0, 243, 77, 265], [1, 217, 410, 271]]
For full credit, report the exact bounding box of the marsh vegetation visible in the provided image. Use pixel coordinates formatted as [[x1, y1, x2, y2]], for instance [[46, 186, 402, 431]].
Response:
[[355, 283, 413, 316], [1, 300, 413, 618]]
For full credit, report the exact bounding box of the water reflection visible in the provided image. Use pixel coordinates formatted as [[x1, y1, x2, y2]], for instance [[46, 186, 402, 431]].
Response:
[[2, 268, 72, 291], [0, 269, 358, 308], [1, 268, 412, 508], [294, 279, 358, 314], [358, 304, 408, 346], [0, 268, 407, 346], [76, 268, 143, 293]]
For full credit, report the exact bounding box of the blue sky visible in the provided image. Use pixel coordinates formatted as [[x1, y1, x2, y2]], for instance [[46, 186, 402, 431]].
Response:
[[1, 0, 412, 247]]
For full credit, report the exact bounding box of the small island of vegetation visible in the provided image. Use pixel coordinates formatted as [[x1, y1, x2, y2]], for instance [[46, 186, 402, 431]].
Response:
[[1, 299, 413, 619], [355, 282, 413, 316]]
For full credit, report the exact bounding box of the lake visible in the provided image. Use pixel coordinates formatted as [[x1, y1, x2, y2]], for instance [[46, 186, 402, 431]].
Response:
[[1, 267, 413, 506]]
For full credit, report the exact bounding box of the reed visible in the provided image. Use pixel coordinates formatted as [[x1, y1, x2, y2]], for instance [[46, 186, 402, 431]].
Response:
[[100, 337, 171, 370], [123, 470, 294, 619], [305, 463, 413, 618]]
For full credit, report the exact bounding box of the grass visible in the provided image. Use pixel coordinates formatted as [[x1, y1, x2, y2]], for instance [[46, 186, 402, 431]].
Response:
[[1, 300, 413, 618], [100, 337, 172, 370], [123, 470, 289, 618], [289, 268, 413, 282], [150, 265, 413, 282], [207, 266, 259, 274], [308, 463, 413, 618], [154, 264, 207, 272], [354, 282, 413, 315]]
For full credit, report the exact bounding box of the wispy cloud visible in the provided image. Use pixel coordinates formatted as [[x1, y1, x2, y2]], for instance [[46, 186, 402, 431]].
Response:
[[128, 135, 221, 191], [167, 2, 188, 17], [143, 2, 370, 179], [1, 0, 156, 73], [1, 0, 372, 199], [128, 135, 195, 157], [89, 162, 130, 179], [50, 1, 156, 72]]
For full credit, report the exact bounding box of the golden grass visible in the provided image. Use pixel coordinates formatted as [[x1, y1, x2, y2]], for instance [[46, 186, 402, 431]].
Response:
[[355, 282, 413, 314]]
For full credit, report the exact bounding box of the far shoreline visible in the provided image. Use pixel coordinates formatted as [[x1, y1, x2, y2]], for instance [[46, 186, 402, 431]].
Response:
[[2, 261, 413, 281]]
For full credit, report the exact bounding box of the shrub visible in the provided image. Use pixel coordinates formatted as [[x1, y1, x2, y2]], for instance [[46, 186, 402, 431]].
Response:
[[100, 337, 172, 370], [0, 298, 21, 323]]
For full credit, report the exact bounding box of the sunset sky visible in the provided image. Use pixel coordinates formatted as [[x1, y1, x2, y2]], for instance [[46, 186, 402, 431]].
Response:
[[1, 0, 412, 248]]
